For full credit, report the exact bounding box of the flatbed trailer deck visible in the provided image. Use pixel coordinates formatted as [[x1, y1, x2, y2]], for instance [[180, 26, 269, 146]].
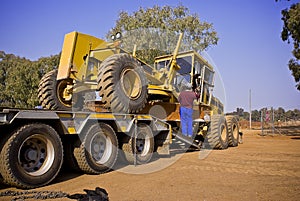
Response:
[[0, 108, 175, 189]]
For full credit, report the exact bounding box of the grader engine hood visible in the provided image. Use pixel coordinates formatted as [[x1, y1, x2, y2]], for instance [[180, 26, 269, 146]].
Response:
[[57, 31, 107, 80]]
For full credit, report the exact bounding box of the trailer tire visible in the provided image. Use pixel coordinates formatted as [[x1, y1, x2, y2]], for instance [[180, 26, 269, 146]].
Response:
[[226, 115, 239, 147], [62, 137, 81, 172], [97, 53, 148, 113], [74, 123, 118, 174], [122, 123, 154, 164], [206, 115, 229, 150], [38, 69, 73, 111], [0, 123, 63, 189]]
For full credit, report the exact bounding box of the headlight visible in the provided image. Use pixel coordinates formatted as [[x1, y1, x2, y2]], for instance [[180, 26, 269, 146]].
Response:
[[115, 32, 122, 39]]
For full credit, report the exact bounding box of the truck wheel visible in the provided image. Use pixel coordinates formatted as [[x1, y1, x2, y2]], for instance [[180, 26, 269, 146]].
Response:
[[38, 69, 73, 110], [62, 137, 81, 172], [226, 115, 239, 147], [74, 123, 118, 174], [0, 123, 63, 189], [207, 115, 229, 150], [97, 53, 148, 113], [122, 123, 154, 164]]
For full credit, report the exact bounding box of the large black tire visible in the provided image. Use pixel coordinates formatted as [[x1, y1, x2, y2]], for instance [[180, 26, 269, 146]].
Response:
[[61, 136, 81, 172], [38, 70, 73, 110], [122, 123, 154, 164], [97, 53, 148, 113], [226, 115, 240, 147], [206, 115, 229, 150], [0, 123, 63, 189], [74, 123, 118, 174]]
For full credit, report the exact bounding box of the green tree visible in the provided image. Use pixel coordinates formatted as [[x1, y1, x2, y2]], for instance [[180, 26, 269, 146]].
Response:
[[236, 108, 244, 116], [0, 52, 8, 106], [35, 55, 60, 77], [285, 109, 300, 120], [276, 107, 286, 121], [0, 52, 59, 108], [108, 5, 218, 64], [285, 110, 295, 121], [280, 2, 300, 90], [243, 111, 250, 121], [252, 110, 260, 122]]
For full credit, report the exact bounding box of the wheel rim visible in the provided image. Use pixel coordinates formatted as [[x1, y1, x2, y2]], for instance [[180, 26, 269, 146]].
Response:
[[220, 124, 227, 142], [18, 134, 55, 176], [89, 132, 113, 164], [57, 80, 72, 107], [232, 124, 238, 139], [135, 132, 151, 157], [120, 69, 142, 100]]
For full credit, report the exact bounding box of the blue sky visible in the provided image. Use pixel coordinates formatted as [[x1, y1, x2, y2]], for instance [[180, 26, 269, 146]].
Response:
[[1, 0, 299, 112]]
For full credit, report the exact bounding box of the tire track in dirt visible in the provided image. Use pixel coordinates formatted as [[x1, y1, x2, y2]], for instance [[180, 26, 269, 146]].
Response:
[[180, 162, 300, 177], [178, 150, 300, 178]]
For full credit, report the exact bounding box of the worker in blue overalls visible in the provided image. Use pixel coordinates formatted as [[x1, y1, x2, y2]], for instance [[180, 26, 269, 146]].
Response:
[[178, 83, 199, 137]]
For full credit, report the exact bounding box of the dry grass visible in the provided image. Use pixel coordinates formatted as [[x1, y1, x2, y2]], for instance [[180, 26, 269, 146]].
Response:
[[240, 120, 300, 136]]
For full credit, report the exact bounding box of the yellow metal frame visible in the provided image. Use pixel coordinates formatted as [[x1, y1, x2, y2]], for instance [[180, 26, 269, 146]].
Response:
[[57, 32, 107, 81]]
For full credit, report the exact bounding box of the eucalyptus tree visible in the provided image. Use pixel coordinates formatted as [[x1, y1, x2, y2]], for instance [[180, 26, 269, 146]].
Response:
[[108, 5, 218, 64]]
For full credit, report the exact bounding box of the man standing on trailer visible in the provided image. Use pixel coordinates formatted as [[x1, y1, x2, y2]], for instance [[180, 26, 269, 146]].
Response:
[[178, 83, 199, 137]]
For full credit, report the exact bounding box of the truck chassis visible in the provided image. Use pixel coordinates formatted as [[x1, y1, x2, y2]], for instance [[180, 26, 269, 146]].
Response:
[[0, 108, 172, 189]]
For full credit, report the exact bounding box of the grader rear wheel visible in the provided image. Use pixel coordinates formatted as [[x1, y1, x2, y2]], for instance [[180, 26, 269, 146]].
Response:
[[38, 70, 73, 110], [226, 115, 239, 147], [206, 115, 229, 150], [97, 53, 148, 113]]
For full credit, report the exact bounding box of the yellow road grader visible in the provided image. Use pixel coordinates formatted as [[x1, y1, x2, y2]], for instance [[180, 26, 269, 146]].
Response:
[[0, 30, 239, 188], [37, 29, 240, 166]]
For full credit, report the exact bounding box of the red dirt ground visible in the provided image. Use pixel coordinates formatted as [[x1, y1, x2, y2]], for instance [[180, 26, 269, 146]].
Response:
[[1, 129, 300, 201]]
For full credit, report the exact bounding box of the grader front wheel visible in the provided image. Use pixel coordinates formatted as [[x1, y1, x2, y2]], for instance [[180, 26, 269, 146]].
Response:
[[226, 115, 240, 147], [97, 53, 148, 113], [38, 70, 73, 110]]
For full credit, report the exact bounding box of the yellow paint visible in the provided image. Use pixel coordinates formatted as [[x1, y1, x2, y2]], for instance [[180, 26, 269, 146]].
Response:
[[90, 113, 115, 119], [68, 127, 77, 134], [57, 31, 106, 80]]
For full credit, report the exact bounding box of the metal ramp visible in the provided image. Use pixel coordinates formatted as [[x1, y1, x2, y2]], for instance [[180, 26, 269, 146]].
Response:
[[172, 132, 201, 149]]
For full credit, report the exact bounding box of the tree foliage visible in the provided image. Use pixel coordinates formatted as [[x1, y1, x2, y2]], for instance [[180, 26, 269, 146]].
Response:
[[280, 2, 300, 90], [108, 5, 218, 64], [229, 107, 300, 122], [0, 51, 59, 108]]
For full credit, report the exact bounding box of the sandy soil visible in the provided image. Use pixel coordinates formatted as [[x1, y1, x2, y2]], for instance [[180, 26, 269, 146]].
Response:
[[1, 129, 300, 201]]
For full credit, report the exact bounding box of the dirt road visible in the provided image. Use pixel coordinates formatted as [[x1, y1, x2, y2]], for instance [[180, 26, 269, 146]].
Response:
[[1, 129, 300, 201]]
